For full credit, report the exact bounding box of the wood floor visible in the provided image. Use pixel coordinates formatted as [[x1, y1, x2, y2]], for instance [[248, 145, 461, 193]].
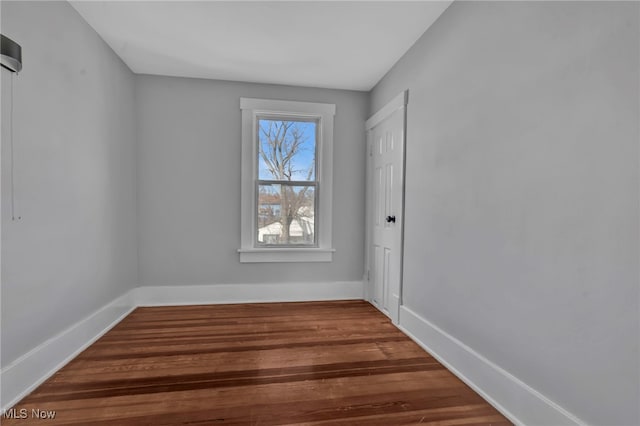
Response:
[[4, 301, 510, 425]]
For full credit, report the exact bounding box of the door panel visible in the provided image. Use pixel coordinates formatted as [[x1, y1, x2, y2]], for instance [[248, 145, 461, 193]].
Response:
[[385, 163, 393, 228], [375, 166, 383, 227], [373, 245, 383, 306], [383, 247, 391, 312]]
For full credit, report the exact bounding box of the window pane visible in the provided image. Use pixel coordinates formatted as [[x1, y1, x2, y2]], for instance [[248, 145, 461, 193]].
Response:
[[257, 183, 315, 245], [258, 119, 316, 181]]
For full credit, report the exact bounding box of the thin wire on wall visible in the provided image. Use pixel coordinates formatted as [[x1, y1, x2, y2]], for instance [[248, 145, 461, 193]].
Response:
[[10, 71, 20, 221]]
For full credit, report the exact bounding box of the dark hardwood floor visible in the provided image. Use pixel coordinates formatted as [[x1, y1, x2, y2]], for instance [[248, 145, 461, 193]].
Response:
[[3, 300, 510, 425]]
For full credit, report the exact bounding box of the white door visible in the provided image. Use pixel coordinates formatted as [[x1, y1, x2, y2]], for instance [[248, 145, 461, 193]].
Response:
[[365, 91, 407, 324]]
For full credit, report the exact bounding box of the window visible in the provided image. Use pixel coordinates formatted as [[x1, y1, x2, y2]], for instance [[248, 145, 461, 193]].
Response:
[[257, 119, 317, 246], [239, 98, 336, 263]]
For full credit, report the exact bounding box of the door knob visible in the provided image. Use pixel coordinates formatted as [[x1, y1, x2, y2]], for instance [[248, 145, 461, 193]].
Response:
[[386, 215, 396, 223]]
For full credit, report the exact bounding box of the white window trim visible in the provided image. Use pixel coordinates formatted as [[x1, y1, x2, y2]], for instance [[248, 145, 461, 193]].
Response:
[[239, 98, 336, 263]]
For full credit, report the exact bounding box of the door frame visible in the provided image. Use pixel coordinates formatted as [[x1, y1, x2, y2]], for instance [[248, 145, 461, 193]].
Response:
[[363, 90, 408, 323]]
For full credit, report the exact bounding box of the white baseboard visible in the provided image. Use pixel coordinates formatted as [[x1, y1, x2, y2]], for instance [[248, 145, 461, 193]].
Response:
[[134, 281, 363, 306], [398, 305, 586, 426], [0, 290, 137, 411]]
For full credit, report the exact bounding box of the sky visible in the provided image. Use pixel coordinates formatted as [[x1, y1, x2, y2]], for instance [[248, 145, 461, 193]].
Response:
[[258, 119, 317, 181]]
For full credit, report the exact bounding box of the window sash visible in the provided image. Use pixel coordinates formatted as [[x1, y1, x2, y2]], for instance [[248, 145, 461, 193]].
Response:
[[255, 180, 319, 248], [256, 116, 319, 183]]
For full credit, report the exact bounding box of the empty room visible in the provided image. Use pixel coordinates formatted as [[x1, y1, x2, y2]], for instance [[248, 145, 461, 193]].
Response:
[[1, 1, 638, 425]]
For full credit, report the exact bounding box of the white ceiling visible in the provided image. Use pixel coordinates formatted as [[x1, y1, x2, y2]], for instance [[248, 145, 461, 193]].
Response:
[[70, 1, 451, 91]]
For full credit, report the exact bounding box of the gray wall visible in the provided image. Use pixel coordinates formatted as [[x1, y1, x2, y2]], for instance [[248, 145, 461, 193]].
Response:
[[135, 75, 367, 286], [1, 1, 137, 366], [370, 2, 639, 424]]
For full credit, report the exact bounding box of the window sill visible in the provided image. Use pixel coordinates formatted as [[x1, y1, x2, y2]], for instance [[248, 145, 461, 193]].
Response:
[[238, 248, 335, 263]]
